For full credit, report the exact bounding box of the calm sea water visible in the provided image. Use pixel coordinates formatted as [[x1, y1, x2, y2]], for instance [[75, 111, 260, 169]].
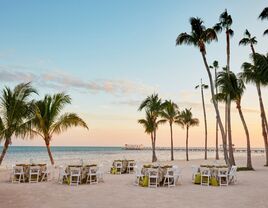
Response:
[[0, 146, 264, 166]]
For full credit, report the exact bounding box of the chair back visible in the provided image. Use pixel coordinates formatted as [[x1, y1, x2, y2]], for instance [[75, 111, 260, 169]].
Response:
[[148, 168, 158, 177], [114, 161, 123, 168], [13, 166, 24, 174], [70, 167, 81, 175], [229, 165, 237, 176], [173, 166, 181, 176], [89, 166, 98, 174], [200, 167, 210, 176], [166, 168, 174, 176], [218, 168, 228, 176], [134, 165, 142, 175], [30, 166, 40, 174], [128, 161, 135, 168]]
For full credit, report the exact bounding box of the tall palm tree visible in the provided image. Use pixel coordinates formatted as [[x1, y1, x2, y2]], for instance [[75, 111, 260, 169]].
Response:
[[177, 108, 199, 161], [138, 110, 165, 162], [176, 17, 229, 164], [160, 100, 180, 161], [217, 71, 253, 168], [240, 53, 268, 166], [239, 29, 257, 54], [214, 9, 235, 165], [0, 83, 37, 165], [138, 94, 165, 162], [31, 93, 88, 165], [259, 7, 268, 35], [238, 30, 268, 136], [209, 60, 220, 160], [195, 79, 208, 160]]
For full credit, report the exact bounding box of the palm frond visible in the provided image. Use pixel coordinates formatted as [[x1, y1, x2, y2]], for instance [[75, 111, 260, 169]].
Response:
[[176, 33, 196, 46], [259, 7, 268, 20], [50, 113, 88, 136]]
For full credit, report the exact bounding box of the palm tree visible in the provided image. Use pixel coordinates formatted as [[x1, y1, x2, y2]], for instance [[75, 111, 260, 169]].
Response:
[[0, 83, 37, 165], [259, 7, 268, 35], [240, 53, 268, 166], [176, 17, 229, 164], [138, 94, 165, 162], [195, 79, 208, 160], [214, 9, 235, 165], [217, 70, 253, 168], [177, 108, 199, 161], [138, 110, 165, 162], [31, 93, 88, 165], [160, 100, 180, 161], [209, 60, 220, 160], [239, 29, 257, 54]]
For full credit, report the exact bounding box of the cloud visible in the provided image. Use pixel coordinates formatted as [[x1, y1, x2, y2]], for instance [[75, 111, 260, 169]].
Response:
[[0, 68, 37, 83], [0, 68, 154, 96]]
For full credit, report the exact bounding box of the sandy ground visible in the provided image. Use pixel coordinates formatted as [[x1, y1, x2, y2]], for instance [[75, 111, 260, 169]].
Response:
[[0, 156, 267, 208]]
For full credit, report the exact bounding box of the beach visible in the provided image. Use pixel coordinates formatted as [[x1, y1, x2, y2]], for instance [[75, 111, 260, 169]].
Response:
[[0, 155, 267, 208]]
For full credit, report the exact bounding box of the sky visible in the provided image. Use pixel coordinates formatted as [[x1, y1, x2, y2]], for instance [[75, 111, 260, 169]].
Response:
[[0, 0, 268, 148]]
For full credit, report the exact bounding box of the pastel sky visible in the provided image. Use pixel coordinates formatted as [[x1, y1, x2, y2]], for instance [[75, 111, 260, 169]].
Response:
[[0, 0, 268, 147]]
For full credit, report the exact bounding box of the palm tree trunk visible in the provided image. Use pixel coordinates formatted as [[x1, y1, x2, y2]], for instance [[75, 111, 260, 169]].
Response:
[[0, 139, 10, 165], [170, 123, 174, 161], [186, 126, 189, 161], [215, 68, 219, 160], [226, 30, 235, 166], [201, 51, 229, 165], [225, 103, 228, 148], [256, 83, 268, 166], [236, 100, 253, 169], [201, 83, 208, 160], [228, 102, 235, 165], [152, 130, 157, 162], [215, 121, 219, 160], [45, 139, 55, 165]]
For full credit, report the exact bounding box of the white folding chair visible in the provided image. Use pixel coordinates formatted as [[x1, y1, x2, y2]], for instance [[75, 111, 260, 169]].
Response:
[[41, 165, 53, 182], [12, 166, 25, 183], [228, 165, 238, 184], [86, 166, 98, 184], [218, 168, 229, 186], [127, 161, 136, 173], [148, 168, 158, 188], [58, 165, 68, 184], [173, 166, 182, 185], [134, 164, 144, 186], [96, 163, 105, 182], [114, 161, 123, 174], [200, 167, 211, 186], [69, 167, 81, 186], [29, 166, 40, 183], [191, 165, 199, 183], [163, 168, 175, 187]]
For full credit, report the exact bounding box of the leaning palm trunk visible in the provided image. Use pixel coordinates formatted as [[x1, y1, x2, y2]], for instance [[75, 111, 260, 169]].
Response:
[[186, 126, 189, 161], [201, 51, 229, 164], [201, 85, 208, 160], [170, 123, 174, 161], [228, 102, 235, 165], [0, 139, 10, 165], [256, 83, 268, 166], [215, 69, 219, 160], [236, 99, 253, 169], [45, 138, 55, 165]]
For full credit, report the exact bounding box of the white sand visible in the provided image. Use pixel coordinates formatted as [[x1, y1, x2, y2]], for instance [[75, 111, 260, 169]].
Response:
[[0, 156, 267, 208]]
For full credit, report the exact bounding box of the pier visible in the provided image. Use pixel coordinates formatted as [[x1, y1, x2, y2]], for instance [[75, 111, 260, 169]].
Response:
[[123, 145, 265, 153]]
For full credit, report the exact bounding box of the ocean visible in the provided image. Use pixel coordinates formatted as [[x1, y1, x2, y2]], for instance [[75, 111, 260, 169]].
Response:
[[0, 146, 264, 167]]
